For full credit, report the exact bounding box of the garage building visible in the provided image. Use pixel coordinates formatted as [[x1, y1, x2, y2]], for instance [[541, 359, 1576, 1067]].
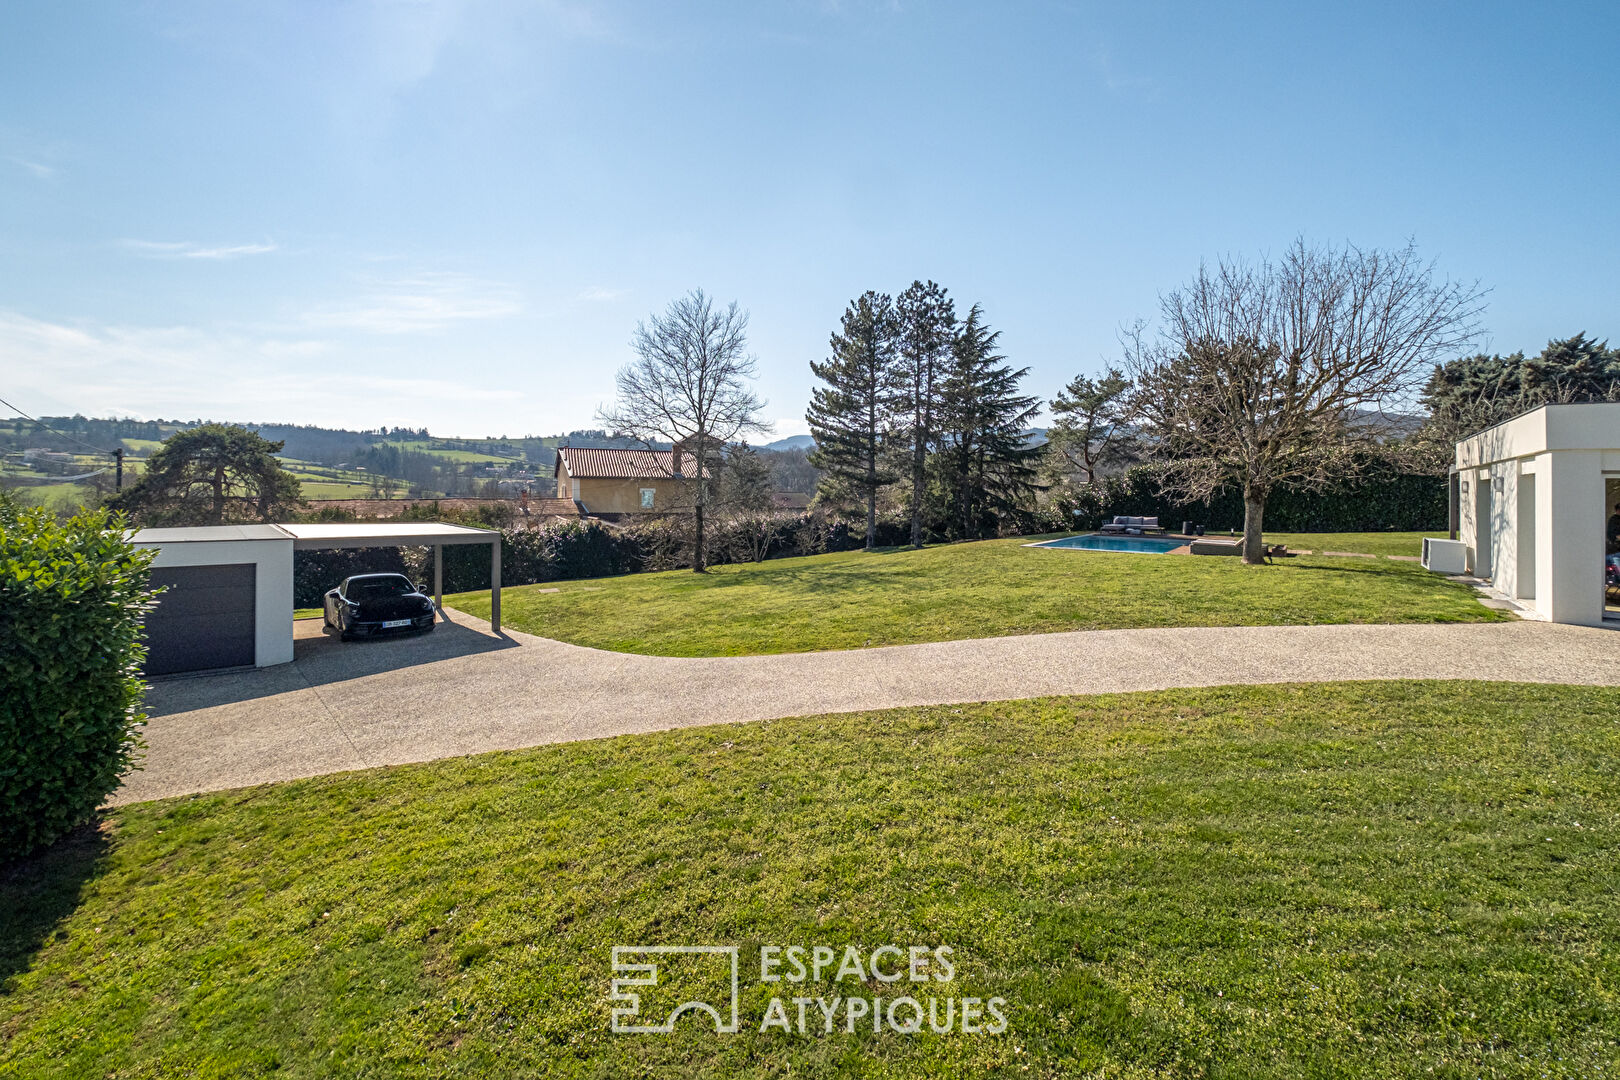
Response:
[[132, 521, 502, 676], [1453, 401, 1620, 626]]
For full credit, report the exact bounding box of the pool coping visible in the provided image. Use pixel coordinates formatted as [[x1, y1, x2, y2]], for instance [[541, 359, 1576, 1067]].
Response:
[[1024, 532, 1194, 555]]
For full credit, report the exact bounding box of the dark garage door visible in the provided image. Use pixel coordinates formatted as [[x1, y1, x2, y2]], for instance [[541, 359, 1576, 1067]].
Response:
[[144, 564, 257, 676]]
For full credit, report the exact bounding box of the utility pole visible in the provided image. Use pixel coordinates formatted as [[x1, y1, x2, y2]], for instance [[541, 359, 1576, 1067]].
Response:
[[114, 447, 124, 490]]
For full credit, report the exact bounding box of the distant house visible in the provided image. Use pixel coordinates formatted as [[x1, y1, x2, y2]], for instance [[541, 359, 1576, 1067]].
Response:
[[22, 448, 73, 463], [771, 492, 812, 510], [554, 444, 703, 516]]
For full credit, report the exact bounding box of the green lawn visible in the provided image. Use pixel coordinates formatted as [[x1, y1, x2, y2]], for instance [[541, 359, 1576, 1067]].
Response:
[[1261, 531, 1447, 558], [449, 536, 1499, 657], [3, 682, 1616, 1078]]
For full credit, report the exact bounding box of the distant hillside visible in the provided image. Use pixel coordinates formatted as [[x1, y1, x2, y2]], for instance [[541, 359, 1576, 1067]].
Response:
[[763, 434, 815, 452]]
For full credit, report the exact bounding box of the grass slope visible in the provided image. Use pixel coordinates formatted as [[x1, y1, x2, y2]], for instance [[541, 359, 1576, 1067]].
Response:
[[3, 682, 1616, 1078], [450, 537, 1500, 657]]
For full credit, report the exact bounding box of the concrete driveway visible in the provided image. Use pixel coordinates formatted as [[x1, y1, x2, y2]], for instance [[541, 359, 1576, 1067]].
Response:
[[113, 611, 1620, 805]]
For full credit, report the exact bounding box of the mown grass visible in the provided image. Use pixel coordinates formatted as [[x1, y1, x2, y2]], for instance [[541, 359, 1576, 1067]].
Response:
[[1261, 531, 1447, 558], [450, 535, 1499, 657], [3, 682, 1617, 1078]]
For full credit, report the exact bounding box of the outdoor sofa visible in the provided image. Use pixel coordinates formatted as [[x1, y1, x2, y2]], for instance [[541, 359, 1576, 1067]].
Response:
[[1098, 515, 1166, 535]]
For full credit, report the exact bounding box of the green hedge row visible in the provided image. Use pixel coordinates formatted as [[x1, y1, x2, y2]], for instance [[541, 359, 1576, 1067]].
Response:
[[1, 499, 155, 862], [1046, 465, 1447, 534]]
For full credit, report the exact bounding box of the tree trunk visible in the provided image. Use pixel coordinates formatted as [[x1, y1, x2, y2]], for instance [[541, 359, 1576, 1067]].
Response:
[[1242, 487, 1266, 565], [910, 446, 925, 549], [211, 466, 226, 525], [865, 488, 876, 551], [693, 501, 707, 572]]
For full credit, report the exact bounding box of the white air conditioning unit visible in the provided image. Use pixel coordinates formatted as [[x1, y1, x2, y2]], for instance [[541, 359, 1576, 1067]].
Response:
[[1422, 537, 1467, 574]]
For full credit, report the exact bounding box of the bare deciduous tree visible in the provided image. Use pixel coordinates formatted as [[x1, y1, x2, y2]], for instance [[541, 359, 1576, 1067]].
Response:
[[598, 289, 767, 571], [1125, 239, 1486, 564]]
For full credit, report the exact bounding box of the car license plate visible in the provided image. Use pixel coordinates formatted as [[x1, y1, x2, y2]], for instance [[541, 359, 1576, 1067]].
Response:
[[381, 619, 411, 629]]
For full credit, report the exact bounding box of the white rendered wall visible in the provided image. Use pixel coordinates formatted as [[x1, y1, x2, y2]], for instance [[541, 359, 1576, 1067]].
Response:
[[1454, 404, 1620, 626], [135, 538, 296, 667], [1532, 450, 1606, 625], [1515, 470, 1536, 600]]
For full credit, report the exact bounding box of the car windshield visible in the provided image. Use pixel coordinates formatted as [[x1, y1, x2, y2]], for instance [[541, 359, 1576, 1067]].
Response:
[[347, 576, 413, 600]]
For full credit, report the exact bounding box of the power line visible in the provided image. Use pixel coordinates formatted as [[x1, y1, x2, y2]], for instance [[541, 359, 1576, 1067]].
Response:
[[0, 395, 120, 456]]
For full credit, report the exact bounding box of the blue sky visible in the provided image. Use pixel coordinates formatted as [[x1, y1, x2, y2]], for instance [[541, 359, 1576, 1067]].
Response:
[[3, 1, 1617, 438]]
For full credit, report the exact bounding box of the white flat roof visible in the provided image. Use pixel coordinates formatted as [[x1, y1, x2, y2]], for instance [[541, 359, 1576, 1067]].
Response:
[[1455, 401, 1620, 468], [131, 524, 293, 544], [131, 521, 500, 549], [281, 522, 499, 549]]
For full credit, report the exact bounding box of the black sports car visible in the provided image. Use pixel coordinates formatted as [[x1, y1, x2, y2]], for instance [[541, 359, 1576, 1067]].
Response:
[[323, 573, 437, 640]]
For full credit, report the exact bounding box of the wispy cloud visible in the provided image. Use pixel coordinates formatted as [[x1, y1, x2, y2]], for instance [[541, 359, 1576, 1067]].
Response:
[[6, 156, 56, 180], [122, 239, 279, 259], [576, 286, 627, 302], [0, 309, 510, 424], [303, 273, 521, 334]]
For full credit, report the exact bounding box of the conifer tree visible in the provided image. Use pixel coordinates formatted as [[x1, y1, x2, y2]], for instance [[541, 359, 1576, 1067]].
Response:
[[892, 280, 956, 548], [937, 304, 1042, 538], [806, 292, 900, 549]]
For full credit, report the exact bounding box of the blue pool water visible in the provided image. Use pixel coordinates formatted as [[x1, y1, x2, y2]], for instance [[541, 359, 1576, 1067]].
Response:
[[1033, 534, 1185, 554]]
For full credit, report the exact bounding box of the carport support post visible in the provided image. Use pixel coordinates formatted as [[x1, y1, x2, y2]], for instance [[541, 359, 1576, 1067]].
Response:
[[490, 538, 501, 634], [433, 544, 443, 618]]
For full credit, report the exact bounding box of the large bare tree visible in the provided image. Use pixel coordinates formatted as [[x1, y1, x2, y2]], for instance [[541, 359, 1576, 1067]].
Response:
[[598, 289, 767, 571], [1125, 239, 1485, 564]]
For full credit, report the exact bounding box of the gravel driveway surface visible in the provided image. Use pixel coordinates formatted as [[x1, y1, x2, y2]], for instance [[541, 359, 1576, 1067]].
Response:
[[113, 612, 1619, 804]]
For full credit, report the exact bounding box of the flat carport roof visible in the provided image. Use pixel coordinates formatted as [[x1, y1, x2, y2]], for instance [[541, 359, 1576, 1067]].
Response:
[[132, 521, 504, 633]]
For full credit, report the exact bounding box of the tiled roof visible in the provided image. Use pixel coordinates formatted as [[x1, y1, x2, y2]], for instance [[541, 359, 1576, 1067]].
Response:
[[557, 446, 692, 479], [523, 498, 584, 517]]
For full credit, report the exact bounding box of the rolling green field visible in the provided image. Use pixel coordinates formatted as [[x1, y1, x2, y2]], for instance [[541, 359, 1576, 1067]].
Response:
[[449, 535, 1499, 657], [3, 682, 1616, 1078], [6, 482, 93, 508], [385, 439, 519, 464], [293, 480, 377, 499]]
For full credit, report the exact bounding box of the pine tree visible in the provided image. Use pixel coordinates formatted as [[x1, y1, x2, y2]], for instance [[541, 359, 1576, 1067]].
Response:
[[806, 292, 900, 549], [1047, 366, 1135, 483], [893, 280, 956, 548], [937, 304, 1042, 538]]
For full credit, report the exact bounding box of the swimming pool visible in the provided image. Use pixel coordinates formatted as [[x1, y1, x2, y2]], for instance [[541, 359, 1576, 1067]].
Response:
[[1032, 534, 1186, 554]]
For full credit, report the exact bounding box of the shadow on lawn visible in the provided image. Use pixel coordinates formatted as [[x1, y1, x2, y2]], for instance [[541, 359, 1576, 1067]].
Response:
[[0, 822, 110, 990]]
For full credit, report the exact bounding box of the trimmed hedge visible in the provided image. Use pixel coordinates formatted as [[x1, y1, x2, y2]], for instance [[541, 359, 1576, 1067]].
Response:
[[1046, 464, 1447, 534], [293, 547, 411, 609], [1, 499, 155, 862]]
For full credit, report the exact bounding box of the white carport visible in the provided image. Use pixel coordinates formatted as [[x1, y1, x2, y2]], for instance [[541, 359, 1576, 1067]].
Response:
[[132, 520, 502, 674], [277, 522, 503, 633], [1454, 402, 1620, 626]]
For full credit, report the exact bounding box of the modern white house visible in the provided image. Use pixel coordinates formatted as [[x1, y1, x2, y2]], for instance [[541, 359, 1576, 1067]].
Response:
[[1453, 402, 1620, 626], [131, 521, 502, 675]]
